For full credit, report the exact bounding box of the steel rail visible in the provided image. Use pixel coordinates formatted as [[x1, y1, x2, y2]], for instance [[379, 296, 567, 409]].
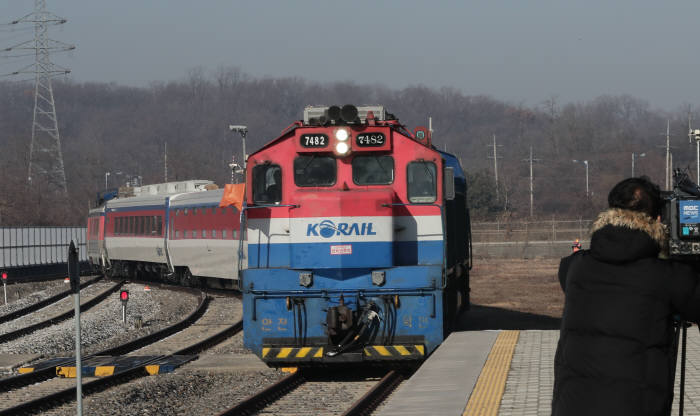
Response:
[[0, 275, 102, 325], [0, 291, 209, 393], [217, 371, 305, 416], [0, 317, 244, 415], [0, 280, 124, 344], [341, 370, 405, 416]]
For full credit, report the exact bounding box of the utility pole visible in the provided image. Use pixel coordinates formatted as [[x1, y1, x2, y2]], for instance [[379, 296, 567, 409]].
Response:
[[4, 0, 75, 197], [522, 146, 541, 218], [631, 152, 645, 177], [656, 120, 676, 190], [666, 121, 670, 190], [164, 142, 168, 182], [572, 160, 589, 198], [487, 134, 503, 201]]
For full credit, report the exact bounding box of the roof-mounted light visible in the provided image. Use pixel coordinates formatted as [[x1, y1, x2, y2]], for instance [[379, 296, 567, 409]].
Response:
[[335, 129, 349, 141]]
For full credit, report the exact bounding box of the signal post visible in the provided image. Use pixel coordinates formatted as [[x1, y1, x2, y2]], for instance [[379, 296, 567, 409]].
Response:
[[2, 271, 7, 305]]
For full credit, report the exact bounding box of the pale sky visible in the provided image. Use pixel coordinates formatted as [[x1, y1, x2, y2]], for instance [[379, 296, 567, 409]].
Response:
[[2, 1, 700, 110]]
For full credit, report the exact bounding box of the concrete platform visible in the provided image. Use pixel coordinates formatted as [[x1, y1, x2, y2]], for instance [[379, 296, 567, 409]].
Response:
[[378, 331, 498, 416], [0, 353, 40, 372], [183, 353, 269, 372], [378, 329, 700, 416]]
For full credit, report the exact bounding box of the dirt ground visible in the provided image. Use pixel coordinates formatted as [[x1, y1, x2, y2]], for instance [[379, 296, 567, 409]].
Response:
[[458, 258, 564, 330], [470, 258, 564, 318]]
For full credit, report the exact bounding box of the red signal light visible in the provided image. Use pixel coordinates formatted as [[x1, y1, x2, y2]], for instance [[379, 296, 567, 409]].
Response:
[[1, 272, 7, 280], [120, 290, 129, 302]]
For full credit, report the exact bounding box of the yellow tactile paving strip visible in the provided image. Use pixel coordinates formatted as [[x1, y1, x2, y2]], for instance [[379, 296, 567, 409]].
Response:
[[463, 330, 520, 416]]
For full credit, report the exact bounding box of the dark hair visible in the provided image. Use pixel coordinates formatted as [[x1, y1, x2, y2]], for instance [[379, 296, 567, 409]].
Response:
[[608, 176, 661, 218]]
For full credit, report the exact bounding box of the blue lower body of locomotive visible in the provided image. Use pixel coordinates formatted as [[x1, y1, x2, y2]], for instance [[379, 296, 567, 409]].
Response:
[[242, 265, 446, 365]]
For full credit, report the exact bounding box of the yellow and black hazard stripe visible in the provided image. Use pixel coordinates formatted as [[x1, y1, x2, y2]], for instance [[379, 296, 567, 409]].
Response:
[[363, 345, 425, 360], [262, 346, 325, 361], [261, 344, 425, 361]]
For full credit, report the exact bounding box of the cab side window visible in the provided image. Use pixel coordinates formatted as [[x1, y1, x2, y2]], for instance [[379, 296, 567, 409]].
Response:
[[407, 161, 437, 203], [253, 163, 282, 204]]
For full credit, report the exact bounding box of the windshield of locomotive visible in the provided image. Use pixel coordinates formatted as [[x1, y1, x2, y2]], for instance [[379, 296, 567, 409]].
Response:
[[352, 155, 394, 185], [294, 155, 336, 187]]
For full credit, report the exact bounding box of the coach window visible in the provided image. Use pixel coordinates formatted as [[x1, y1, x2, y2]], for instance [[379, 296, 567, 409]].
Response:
[[353, 155, 394, 185], [175, 230, 180, 239], [253, 163, 282, 204], [407, 161, 437, 203], [184, 208, 188, 216], [202, 230, 207, 238], [129, 217, 135, 234], [157, 216, 163, 236], [222, 230, 227, 239], [212, 230, 217, 238]]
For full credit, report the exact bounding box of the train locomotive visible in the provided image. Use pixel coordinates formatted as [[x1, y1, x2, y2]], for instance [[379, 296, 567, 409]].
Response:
[[86, 104, 472, 365], [241, 105, 472, 365]]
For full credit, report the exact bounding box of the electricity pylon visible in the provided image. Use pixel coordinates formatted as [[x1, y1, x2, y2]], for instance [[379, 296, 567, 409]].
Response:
[[4, 0, 74, 197]]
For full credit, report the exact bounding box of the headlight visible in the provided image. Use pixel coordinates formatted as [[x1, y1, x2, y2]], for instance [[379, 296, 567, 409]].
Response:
[[335, 142, 349, 155], [335, 129, 349, 141]]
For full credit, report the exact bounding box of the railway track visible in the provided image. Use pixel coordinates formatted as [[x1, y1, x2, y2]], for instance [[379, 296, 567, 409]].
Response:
[[221, 368, 407, 416], [0, 293, 242, 415], [0, 275, 102, 325], [0, 278, 121, 344]]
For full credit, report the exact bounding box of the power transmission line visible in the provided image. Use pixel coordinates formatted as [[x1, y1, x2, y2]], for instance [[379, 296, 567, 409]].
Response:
[[3, 0, 75, 197]]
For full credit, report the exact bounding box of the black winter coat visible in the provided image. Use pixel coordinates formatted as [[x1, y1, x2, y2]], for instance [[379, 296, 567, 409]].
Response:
[[552, 209, 700, 416]]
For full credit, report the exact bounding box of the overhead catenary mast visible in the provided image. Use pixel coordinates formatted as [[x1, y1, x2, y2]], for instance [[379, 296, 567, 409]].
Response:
[[4, 0, 74, 197]]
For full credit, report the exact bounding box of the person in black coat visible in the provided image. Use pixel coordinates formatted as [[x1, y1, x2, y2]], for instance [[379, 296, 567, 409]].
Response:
[[552, 177, 700, 416]]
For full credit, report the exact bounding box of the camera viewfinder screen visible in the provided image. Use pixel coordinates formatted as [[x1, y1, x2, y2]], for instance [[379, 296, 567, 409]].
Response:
[[679, 200, 700, 238]]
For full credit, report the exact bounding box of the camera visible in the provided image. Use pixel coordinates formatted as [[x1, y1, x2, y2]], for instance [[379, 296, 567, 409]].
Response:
[[662, 168, 700, 256]]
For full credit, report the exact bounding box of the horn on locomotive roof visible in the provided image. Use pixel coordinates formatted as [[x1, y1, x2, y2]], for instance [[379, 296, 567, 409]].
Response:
[[340, 104, 359, 123], [326, 105, 342, 122]]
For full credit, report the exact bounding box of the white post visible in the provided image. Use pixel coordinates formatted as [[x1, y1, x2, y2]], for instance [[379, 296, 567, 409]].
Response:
[[74, 290, 82, 415], [68, 241, 82, 416], [3, 281, 6, 305]]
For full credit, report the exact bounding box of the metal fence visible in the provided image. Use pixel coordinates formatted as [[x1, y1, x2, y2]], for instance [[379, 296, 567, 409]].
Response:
[[471, 219, 593, 243], [0, 227, 87, 268]]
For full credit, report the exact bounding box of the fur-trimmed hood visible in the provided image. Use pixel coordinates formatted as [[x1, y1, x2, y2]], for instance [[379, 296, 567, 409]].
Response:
[[589, 208, 668, 263]]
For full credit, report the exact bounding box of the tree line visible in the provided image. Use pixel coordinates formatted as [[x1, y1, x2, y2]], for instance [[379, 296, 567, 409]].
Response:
[[0, 66, 697, 225]]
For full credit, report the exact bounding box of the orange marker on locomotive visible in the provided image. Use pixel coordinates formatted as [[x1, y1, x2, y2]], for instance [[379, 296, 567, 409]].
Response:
[[241, 105, 472, 365]]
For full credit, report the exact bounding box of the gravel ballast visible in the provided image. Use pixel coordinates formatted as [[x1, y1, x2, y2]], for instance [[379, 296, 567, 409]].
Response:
[[0, 282, 200, 357], [0, 280, 73, 316], [46, 369, 283, 416]]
